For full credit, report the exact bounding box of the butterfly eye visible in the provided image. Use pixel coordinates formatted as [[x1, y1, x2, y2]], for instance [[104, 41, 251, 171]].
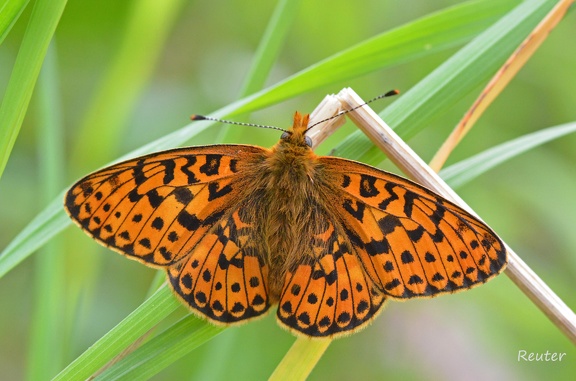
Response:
[[305, 136, 313, 147], [281, 131, 291, 140]]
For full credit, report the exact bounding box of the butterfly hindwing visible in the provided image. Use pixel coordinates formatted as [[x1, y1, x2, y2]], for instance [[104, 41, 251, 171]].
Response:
[[65, 145, 265, 267], [167, 206, 271, 323], [321, 157, 507, 299], [276, 218, 386, 337]]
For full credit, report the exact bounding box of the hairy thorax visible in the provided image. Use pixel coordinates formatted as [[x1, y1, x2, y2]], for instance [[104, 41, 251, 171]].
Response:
[[248, 140, 329, 300]]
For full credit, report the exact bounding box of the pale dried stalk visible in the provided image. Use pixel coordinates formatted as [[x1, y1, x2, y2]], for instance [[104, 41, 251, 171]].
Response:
[[307, 94, 345, 148], [338, 87, 576, 344], [429, 0, 575, 171]]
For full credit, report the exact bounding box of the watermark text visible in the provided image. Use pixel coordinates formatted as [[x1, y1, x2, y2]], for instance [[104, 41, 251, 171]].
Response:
[[518, 350, 566, 362]]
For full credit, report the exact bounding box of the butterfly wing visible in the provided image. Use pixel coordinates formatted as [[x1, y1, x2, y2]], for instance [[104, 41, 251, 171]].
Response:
[[320, 157, 507, 299], [167, 205, 271, 323], [65, 145, 272, 323], [276, 215, 386, 337]]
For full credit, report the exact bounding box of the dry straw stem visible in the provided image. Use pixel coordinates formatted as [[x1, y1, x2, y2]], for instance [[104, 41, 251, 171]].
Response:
[[338, 87, 576, 345], [306, 94, 346, 149], [429, 0, 575, 171]]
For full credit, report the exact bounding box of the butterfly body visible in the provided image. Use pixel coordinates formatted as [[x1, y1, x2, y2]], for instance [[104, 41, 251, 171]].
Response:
[[65, 111, 507, 338]]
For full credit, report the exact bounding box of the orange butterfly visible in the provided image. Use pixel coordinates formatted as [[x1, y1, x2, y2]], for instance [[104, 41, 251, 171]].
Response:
[[65, 111, 507, 338]]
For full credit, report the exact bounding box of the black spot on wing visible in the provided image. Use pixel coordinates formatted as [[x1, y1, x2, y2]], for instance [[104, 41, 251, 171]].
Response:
[[207, 182, 233, 201], [174, 187, 193, 204], [146, 189, 164, 208], [359, 175, 378, 198], [180, 156, 199, 184], [200, 155, 222, 176], [177, 211, 201, 231], [378, 214, 401, 234], [161, 159, 175, 184], [378, 182, 399, 210], [343, 199, 365, 221]]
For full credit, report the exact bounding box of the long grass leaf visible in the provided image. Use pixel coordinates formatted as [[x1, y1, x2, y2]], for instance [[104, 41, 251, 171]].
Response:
[[26, 43, 66, 381], [335, 0, 558, 165], [70, 0, 185, 168], [441, 122, 576, 188], [239, 0, 303, 97], [94, 316, 225, 381], [52, 285, 181, 381], [0, 0, 67, 179], [222, 0, 302, 144], [231, 0, 518, 115], [0, 0, 29, 44]]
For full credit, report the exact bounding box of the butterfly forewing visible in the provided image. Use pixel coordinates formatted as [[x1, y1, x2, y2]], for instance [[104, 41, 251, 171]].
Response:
[[65, 145, 265, 267], [320, 157, 507, 299]]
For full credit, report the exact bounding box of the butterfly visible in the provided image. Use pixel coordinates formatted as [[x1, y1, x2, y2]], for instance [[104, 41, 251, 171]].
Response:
[[65, 110, 507, 338]]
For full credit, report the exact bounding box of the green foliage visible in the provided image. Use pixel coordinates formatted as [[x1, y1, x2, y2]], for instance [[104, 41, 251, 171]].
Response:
[[0, 0, 574, 380]]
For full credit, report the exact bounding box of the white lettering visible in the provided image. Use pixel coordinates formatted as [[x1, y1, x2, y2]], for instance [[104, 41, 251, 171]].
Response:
[[518, 350, 527, 361], [518, 350, 567, 362]]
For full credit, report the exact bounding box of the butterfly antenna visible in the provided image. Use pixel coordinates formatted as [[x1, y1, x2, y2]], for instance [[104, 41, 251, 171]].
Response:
[[305, 89, 400, 132], [191, 115, 288, 133]]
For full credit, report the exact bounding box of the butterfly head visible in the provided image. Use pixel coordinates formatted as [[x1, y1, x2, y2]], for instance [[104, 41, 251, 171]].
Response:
[[280, 111, 313, 148]]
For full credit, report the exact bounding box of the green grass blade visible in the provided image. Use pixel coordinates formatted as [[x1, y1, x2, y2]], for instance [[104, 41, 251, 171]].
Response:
[[222, 0, 302, 143], [25, 43, 66, 381], [94, 316, 225, 381], [0, 0, 29, 44], [0, 0, 512, 280], [334, 0, 557, 166], [441, 122, 576, 188], [239, 0, 303, 97], [70, 0, 185, 168], [269, 338, 331, 381], [52, 285, 181, 381], [231, 0, 518, 115], [0, 194, 69, 279], [0, 0, 67, 180]]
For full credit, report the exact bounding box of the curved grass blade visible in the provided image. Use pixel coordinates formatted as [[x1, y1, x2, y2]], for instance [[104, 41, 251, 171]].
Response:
[[0, 0, 67, 180], [231, 0, 517, 115], [239, 0, 303, 97], [334, 0, 558, 165], [26, 43, 66, 381], [93, 315, 225, 381], [268, 338, 331, 381], [222, 0, 303, 144], [430, 0, 574, 171], [0, 0, 29, 44], [70, 0, 186, 169], [441, 122, 576, 188], [52, 285, 181, 381]]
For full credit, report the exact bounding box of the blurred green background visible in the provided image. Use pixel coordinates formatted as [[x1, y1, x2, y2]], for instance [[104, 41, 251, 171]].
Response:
[[0, 0, 575, 380]]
